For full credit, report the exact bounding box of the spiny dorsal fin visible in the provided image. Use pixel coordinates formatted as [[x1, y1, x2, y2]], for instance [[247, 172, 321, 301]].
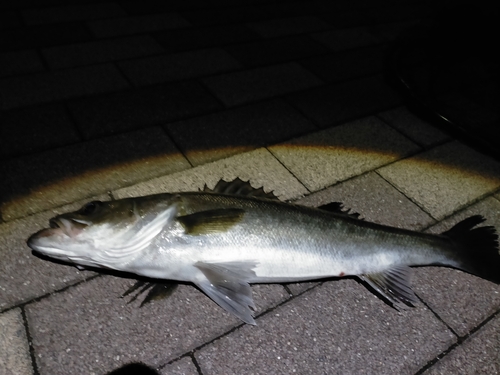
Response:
[[318, 202, 363, 220], [177, 208, 245, 235], [203, 178, 280, 200], [359, 266, 418, 310]]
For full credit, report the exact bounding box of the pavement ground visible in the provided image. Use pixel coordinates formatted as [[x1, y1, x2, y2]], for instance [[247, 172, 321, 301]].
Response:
[[1, 1, 499, 374]]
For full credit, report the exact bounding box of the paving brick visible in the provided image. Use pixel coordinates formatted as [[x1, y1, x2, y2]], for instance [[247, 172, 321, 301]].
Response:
[[120, 0, 207, 14], [225, 35, 328, 67], [378, 106, 450, 148], [269, 116, 420, 191], [0, 103, 80, 158], [0, 127, 190, 220], [181, 5, 280, 27], [113, 148, 308, 200], [25, 275, 288, 374], [286, 74, 402, 127], [319, 10, 370, 30], [311, 27, 382, 51], [203, 62, 323, 107], [22, 3, 126, 25], [377, 141, 500, 220], [67, 81, 221, 139], [413, 197, 500, 337], [299, 45, 387, 83], [247, 16, 331, 37], [166, 98, 316, 165], [42, 35, 165, 70], [0, 11, 21, 30], [0, 197, 105, 309], [368, 20, 421, 43], [0, 64, 129, 111], [159, 357, 199, 375], [297, 172, 435, 230], [0, 23, 92, 52], [153, 24, 261, 53], [0, 49, 45, 78], [0, 309, 33, 375], [118, 48, 241, 86], [88, 13, 191, 38], [195, 280, 456, 375], [360, 4, 430, 25], [422, 314, 500, 375]]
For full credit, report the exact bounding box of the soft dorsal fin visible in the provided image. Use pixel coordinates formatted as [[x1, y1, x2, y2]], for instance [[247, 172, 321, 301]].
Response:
[[177, 208, 245, 235], [318, 202, 362, 220], [358, 266, 418, 310], [203, 178, 280, 200]]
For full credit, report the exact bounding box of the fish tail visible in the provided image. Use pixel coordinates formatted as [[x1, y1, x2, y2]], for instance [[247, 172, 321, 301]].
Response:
[[442, 215, 500, 283]]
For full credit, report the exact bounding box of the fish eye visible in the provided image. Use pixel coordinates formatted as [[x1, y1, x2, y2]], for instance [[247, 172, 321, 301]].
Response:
[[80, 201, 102, 215]]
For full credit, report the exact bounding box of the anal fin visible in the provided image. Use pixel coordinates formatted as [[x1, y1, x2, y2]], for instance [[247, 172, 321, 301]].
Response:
[[359, 266, 418, 310], [193, 260, 258, 325]]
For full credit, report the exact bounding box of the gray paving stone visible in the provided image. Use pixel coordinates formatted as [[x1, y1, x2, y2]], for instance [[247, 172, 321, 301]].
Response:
[[0, 49, 44, 78], [67, 81, 220, 139], [0, 23, 93, 52], [0, 127, 190, 221], [296, 172, 435, 230], [268, 116, 420, 192], [422, 314, 500, 375], [0, 64, 129, 110], [0, 104, 80, 158], [153, 24, 261, 53], [286, 74, 402, 127], [0, 309, 33, 375], [299, 45, 386, 83], [42, 35, 165, 70], [368, 20, 421, 43], [378, 107, 450, 148], [118, 48, 241, 86], [159, 357, 198, 375], [165, 99, 316, 166], [413, 197, 500, 337], [203, 62, 323, 107], [25, 275, 288, 374], [0, 11, 20, 30], [247, 16, 331, 38], [283, 281, 319, 297], [22, 3, 126, 25], [195, 280, 456, 375], [88, 13, 191, 38], [0, 197, 105, 309], [113, 148, 308, 202], [225, 35, 328, 67], [311, 26, 382, 51], [378, 141, 500, 220]]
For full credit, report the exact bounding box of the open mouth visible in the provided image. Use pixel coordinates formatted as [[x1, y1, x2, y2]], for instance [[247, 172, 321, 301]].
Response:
[[48, 217, 88, 238]]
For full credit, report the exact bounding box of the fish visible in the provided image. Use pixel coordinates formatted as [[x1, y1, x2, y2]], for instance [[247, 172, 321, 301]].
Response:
[[27, 179, 500, 325]]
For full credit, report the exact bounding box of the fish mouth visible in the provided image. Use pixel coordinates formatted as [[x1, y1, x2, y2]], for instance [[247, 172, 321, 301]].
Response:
[[48, 217, 88, 238]]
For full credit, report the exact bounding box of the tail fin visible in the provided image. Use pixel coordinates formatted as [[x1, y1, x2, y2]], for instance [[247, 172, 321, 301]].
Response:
[[442, 215, 500, 283]]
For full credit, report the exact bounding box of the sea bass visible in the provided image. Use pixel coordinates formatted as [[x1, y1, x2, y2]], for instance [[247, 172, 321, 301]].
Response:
[[27, 179, 500, 324]]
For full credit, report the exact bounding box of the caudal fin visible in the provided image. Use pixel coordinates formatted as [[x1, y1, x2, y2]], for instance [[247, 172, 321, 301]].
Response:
[[442, 215, 500, 283]]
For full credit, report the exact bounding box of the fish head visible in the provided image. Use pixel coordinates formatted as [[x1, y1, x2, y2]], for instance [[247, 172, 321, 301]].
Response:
[[27, 195, 179, 270]]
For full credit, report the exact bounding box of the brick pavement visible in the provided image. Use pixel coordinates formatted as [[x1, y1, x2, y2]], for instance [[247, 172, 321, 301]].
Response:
[[1, 1, 499, 374]]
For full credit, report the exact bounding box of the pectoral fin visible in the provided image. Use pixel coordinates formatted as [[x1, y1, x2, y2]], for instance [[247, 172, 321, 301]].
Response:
[[193, 260, 258, 325], [177, 209, 245, 235], [359, 266, 418, 310]]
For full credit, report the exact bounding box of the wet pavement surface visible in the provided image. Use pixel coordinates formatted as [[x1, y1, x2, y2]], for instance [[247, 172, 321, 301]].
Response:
[[1, 1, 499, 374]]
